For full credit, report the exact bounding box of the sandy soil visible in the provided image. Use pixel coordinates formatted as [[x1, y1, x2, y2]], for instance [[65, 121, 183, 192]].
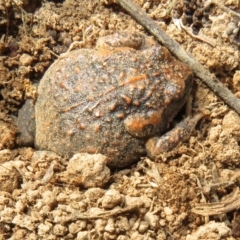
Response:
[[0, 0, 240, 239]]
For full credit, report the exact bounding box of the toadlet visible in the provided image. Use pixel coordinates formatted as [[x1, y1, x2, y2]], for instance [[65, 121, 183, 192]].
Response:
[[17, 32, 201, 168]]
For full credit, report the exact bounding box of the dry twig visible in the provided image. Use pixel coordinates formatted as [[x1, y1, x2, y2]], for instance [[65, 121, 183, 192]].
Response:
[[192, 188, 240, 216], [114, 0, 240, 115], [61, 204, 139, 222]]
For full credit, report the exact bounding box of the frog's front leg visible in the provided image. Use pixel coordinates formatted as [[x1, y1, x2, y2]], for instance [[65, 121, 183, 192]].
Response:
[[145, 113, 203, 159]]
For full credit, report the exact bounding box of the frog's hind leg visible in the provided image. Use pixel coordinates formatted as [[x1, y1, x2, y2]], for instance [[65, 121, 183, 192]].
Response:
[[145, 113, 203, 159]]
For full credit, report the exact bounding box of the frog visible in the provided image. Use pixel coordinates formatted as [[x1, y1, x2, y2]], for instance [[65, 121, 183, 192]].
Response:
[[17, 32, 197, 168]]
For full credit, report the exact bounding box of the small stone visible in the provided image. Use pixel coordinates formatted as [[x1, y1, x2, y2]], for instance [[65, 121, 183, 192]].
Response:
[[138, 221, 149, 233], [105, 218, 115, 233], [53, 224, 68, 236], [115, 217, 130, 232], [76, 231, 89, 240], [69, 221, 87, 234], [0, 161, 21, 193], [144, 212, 159, 229], [41, 190, 57, 208], [159, 219, 166, 226], [20, 53, 34, 66], [38, 222, 52, 236], [163, 206, 173, 216], [166, 215, 175, 222], [117, 236, 130, 240], [66, 153, 110, 188], [95, 219, 107, 235], [100, 189, 123, 209]]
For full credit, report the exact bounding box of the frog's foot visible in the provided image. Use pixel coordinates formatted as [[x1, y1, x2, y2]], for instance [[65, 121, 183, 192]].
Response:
[[17, 99, 36, 146], [145, 113, 203, 159]]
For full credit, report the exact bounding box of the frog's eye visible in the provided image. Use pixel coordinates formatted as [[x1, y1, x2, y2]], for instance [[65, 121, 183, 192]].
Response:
[[123, 110, 166, 138]]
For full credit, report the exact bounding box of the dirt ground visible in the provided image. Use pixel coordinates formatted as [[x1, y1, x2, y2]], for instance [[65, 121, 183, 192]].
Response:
[[1, 0, 240, 239]]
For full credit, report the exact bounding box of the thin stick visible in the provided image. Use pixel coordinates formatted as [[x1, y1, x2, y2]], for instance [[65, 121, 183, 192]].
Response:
[[115, 0, 240, 115]]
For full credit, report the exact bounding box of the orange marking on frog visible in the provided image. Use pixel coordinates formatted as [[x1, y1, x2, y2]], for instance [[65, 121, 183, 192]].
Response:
[[119, 74, 147, 86], [124, 110, 164, 137], [95, 47, 133, 57]]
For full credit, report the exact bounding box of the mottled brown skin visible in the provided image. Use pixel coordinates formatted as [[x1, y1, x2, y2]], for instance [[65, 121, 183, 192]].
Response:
[[33, 32, 192, 168]]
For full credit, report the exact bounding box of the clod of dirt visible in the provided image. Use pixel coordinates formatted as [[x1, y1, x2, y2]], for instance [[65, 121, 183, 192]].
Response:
[[186, 221, 231, 240], [30, 150, 63, 181], [0, 161, 21, 193], [65, 153, 110, 188], [144, 211, 159, 229], [0, 149, 12, 164], [98, 189, 124, 209], [0, 120, 16, 150], [222, 110, 240, 141], [233, 70, 240, 95]]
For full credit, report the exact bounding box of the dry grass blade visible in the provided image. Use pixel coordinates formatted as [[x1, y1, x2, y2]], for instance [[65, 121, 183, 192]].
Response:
[[192, 188, 240, 216], [63, 204, 140, 222]]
